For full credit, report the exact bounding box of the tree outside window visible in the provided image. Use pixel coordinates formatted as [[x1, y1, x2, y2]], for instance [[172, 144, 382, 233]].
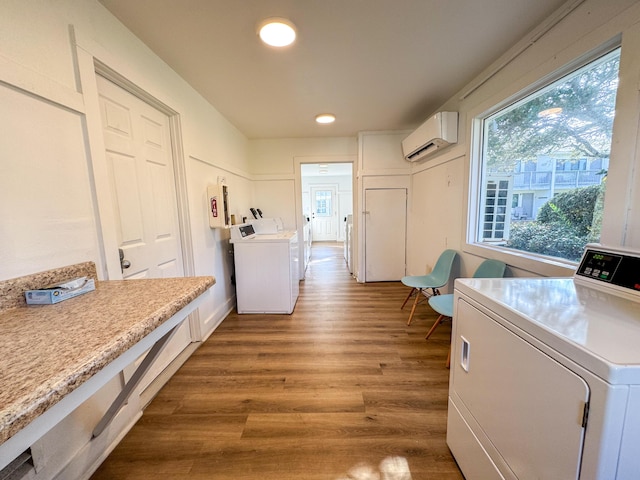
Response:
[[477, 48, 620, 262]]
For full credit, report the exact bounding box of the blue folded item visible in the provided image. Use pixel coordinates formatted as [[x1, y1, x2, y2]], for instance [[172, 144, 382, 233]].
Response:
[[25, 277, 96, 305]]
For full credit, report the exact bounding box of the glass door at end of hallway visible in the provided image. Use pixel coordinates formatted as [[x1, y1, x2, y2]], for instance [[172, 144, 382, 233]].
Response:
[[311, 185, 338, 242]]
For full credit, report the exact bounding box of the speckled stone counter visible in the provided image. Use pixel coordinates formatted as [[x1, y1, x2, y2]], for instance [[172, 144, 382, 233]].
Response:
[[0, 264, 215, 446]]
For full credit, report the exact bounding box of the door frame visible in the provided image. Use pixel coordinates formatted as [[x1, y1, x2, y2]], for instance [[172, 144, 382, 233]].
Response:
[[294, 155, 356, 281]]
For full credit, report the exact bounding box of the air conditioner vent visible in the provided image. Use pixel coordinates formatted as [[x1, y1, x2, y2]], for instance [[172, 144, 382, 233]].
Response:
[[402, 112, 458, 162]]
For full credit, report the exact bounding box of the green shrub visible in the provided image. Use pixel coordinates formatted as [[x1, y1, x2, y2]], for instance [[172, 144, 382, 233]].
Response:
[[536, 184, 600, 236], [506, 222, 586, 262], [507, 185, 603, 262]]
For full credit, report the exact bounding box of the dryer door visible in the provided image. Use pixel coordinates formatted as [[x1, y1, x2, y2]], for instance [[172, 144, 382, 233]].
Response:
[[450, 299, 589, 480]]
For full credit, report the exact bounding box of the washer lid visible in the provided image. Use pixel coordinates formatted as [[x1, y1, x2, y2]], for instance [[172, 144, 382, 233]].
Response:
[[456, 277, 640, 384]]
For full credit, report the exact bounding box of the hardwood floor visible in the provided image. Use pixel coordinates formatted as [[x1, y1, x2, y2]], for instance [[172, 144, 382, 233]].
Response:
[[91, 242, 463, 480]]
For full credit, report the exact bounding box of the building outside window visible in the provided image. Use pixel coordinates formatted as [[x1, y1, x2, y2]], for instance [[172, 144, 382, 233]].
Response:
[[474, 47, 621, 262]]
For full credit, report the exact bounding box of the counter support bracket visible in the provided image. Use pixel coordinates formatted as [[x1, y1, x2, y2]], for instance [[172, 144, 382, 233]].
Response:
[[92, 324, 178, 438]]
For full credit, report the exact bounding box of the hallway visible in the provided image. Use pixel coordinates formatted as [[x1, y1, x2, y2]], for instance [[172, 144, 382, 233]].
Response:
[[91, 242, 461, 479]]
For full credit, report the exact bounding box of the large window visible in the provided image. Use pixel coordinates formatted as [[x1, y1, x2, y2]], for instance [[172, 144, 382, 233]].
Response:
[[474, 48, 621, 262]]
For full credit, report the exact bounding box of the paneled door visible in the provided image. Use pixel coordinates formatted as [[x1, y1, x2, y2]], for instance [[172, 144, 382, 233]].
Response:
[[365, 188, 407, 281], [311, 185, 338, 241], [96, 75, 184, 280], [96, 75, 189, 393]]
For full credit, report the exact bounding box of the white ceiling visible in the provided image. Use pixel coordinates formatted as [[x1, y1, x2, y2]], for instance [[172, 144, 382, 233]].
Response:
[[98, 0, 568, 139]]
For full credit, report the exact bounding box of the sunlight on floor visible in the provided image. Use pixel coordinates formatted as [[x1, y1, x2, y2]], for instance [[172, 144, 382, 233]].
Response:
[[337, 456, 412, 480]]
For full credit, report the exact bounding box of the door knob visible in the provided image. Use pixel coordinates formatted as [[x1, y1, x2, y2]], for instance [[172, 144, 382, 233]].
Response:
[[118, 248, 131, 272]]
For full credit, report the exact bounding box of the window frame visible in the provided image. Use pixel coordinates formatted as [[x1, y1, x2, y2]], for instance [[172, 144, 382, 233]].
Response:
[[465, 40, 622, 277]]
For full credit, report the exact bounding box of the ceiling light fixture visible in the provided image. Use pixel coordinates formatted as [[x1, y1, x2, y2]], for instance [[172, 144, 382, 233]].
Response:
[[315, 113, 336, 124], [257, 17, 297, 47]]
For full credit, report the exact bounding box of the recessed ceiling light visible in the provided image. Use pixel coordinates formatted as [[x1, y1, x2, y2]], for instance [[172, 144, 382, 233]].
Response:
[[257, 17, 297, 47], [315, 113, 336, 124]]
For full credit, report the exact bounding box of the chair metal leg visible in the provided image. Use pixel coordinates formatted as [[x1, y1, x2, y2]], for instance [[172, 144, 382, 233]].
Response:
[[406, 288, 422, 326], [425, 314, 446, 339], [400, 288, 416, 310]]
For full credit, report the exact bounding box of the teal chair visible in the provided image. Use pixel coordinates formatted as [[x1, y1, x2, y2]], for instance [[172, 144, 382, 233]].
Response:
[[400, 249, 458, 326], [427, 259, 507, 367]]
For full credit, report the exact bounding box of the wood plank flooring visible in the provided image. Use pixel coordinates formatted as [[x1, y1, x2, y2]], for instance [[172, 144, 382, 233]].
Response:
[[91, 242, 463, 480]]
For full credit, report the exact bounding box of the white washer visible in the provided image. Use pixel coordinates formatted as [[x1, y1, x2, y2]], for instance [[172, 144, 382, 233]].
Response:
[[447, 245, 640, 480], [230, 225, 299, 314]]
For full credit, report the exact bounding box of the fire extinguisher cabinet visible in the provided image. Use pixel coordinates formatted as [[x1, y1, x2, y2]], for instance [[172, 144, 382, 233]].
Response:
[[207, 184, 231, 228]]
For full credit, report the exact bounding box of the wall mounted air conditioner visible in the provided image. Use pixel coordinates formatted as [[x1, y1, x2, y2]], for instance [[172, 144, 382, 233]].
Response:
[[402, 111, 458, 162]]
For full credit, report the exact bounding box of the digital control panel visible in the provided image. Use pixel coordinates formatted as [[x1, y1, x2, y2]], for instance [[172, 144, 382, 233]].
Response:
[[238, 224, 255, 238], [576, 245, 640, 292], [229, 223, 256, 242]]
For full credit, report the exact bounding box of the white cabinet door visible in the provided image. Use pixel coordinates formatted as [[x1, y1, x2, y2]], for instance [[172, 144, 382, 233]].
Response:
[[364, 188, 406, 281], [450, 299, 589, 480]]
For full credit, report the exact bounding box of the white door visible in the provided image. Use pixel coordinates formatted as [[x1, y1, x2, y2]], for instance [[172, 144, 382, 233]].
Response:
[[365, 188, 406, 281], [96, 75, 184, 280], [96, 76, 189, 392], [311, 185, 338, 241]]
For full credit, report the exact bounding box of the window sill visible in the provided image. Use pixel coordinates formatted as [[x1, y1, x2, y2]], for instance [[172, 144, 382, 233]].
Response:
[[463, 242, 577, 278]]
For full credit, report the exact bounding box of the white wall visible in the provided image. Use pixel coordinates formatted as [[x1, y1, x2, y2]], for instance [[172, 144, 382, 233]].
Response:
[[248, 137, 357, 174], [355, 131, 412, 281], [0, 0, 253, 333], [406, 0, 640, 281], [0, 1, 253, 477], [0, 83, 99, 279], [406, 150, 466, 278], [187, 158, 252, 334], [248, 137, 358, 232]]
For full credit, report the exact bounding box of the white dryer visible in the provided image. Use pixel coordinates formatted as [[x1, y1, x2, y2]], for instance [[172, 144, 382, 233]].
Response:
[[447, 245, 640, 479]]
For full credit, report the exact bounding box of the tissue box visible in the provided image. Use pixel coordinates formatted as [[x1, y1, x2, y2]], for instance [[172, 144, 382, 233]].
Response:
[[25, 277, 96, 305]]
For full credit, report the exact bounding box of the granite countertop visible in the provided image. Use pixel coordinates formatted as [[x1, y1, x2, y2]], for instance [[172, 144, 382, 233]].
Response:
[[0, 272, 215, 445]]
